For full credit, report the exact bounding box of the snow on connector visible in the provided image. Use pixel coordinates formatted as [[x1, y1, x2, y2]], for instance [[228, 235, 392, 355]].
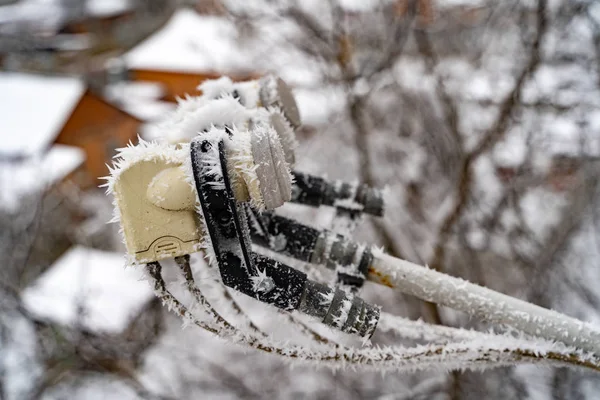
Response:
[[198, 76, 262, 108], [197, 75, 300, 165], [158, 95, 251, 145], [248, 120, 292, 209], [259, 75, 302, 130]]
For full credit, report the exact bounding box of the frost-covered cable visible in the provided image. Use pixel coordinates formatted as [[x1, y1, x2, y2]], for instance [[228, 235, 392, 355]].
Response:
[[377, 312, 483, 343], [370, 249, 600, 355], [218, 286, 267, 336], [282, 311, 335, 345], [178, 253, 328, 343], [245, 207, 600, 352], [144, 261, 600, 373], [174, 255, 236, 330]]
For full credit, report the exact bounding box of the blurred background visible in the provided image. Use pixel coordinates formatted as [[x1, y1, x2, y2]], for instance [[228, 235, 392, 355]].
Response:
[[2, 0, 600, 398]]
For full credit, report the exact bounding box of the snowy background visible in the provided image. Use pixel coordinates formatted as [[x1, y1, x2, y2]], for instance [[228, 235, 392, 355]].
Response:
[[2, 0, 600, 398]]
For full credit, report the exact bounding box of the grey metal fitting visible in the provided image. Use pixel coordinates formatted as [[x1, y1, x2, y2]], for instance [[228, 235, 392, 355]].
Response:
[[259, 75, 302, 129], [354, 183, 385, 217], [298, 280, 379, 338], [311, 232, 373, 287]]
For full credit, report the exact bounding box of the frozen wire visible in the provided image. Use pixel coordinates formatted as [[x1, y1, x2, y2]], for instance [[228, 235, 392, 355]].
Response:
[[144, 261, 600, 373]]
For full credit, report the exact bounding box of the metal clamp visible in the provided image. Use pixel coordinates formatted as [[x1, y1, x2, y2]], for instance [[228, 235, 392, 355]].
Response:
[[247, 210, 372, 289], [190, 136, 379, 337]]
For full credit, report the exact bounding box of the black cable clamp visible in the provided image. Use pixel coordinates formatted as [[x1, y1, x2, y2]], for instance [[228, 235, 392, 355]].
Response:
[[291, 171, 385, 217], [190, 137, 379, 338], [247, 210, 372, 289]]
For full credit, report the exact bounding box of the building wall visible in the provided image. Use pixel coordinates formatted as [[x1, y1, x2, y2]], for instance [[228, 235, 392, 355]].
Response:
[[55, 91, 141, 185]]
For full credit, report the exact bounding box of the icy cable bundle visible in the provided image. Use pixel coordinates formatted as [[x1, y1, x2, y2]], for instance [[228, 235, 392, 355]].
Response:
[[105, 75, 600, 372], [106, 125, 380, 338], [191, 76, 386, 289], [153, 78, 386, 289]]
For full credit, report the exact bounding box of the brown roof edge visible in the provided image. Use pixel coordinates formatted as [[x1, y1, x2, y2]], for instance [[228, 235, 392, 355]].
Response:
[[85, 89, 145, 123], [129, 68, 263, 83]]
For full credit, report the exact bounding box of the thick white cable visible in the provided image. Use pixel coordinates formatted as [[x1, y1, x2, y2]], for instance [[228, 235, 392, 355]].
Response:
[[370, 249, 600, 355], [144, 262, 600, 373]]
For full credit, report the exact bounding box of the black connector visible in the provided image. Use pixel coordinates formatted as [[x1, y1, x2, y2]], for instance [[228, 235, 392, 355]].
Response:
[[247, 210, 373, 289], [291, 171, 385, 217], [190, 137, 379, 337]]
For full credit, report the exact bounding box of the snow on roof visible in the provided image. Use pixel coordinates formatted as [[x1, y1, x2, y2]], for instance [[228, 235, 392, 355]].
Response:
[[21, 246, 154, 335], [0, 0, 65, 29], [86, 0, 132, 17], [104, 81, 175, 121], [0, 0, 132, 27], [124, 8, 251, 73], [0, 73, 85, 156], [105, 81, 166, 101], [0, 144, 85, 211], [119, 100, 176, 122], [40, 143, 85, 184]]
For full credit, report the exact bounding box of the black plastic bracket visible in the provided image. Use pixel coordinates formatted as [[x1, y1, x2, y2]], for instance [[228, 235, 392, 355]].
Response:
[[190, 138, 306, 310], [189, 136, 379, 336], [291, 171, 385, 217], [247, 210, 371, 288]]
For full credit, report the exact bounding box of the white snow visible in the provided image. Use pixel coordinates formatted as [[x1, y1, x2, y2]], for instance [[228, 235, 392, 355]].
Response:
[[0, 313, 42, 400], [138, 121, 164, 141], [119, 100, 175, 122], [472, 155, 503, 206], [544, 116, 583, 156], [337, 0, 391, 12], [21, 246, 154, 334], [124, 9, 252, 73], [0, 0, 65, 30], [519, 187, 568, 241], [156, 95, 250, 144], [0, 144, 85, 211], [434, 0, 485, 8], [293, 88, 345, 126], [0, 0, 132, 27], [493, 128, 528, 167], [103, 81, 174, 121], [86, 0, 132, 17], [37, 144, 85, 186], [591, 2, 600, 24], [104, 81, 166, 102], [0, 73, 85, 156], [465, 74, 493, 102]]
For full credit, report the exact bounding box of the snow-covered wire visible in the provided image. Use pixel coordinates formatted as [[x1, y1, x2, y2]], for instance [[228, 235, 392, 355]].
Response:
[[173, 256, 235, 330], [144, 262, 600, 373], [180, 254, 335, 345], [281, 311, 336, 346], [377, 311, 483, 343], [218, 287, 267, 336], [370, 249, 600, 355], [254, 228, 600, 349]]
